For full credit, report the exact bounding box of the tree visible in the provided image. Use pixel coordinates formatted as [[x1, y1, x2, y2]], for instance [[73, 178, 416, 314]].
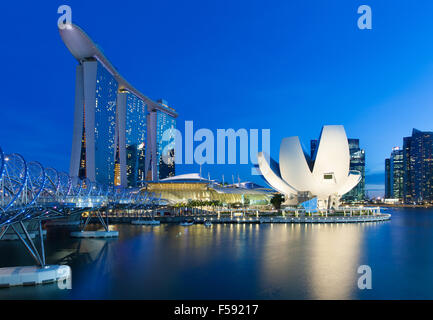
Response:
[[243, 196, 250, 207], [270, 194, 284, 210]]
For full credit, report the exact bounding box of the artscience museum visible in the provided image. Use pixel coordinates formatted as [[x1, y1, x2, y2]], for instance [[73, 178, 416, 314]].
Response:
[[258, 125, 361, 210]]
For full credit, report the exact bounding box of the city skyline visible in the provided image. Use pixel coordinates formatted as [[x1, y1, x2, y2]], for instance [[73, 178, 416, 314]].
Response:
[[3, 1, 433, 196], [2, 0, 433, 304]]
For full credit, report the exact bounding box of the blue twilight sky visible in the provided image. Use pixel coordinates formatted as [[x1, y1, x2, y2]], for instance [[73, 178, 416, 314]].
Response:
[[1, 0, 433, 196]]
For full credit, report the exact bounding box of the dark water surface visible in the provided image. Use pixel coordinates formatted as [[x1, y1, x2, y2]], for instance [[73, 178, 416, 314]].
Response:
[[1, 208, 433, 299]]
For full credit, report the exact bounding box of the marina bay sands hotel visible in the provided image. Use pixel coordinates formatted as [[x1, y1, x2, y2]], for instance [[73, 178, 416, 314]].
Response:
[[59, 24, 177, 187]]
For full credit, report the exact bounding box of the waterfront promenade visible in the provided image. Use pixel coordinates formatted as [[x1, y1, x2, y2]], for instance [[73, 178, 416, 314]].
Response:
[[102, 208, 391, 224], [197, 214, 391, 224]]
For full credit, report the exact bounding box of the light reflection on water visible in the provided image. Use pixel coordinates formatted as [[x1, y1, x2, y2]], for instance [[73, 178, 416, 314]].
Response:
[[0, 208, 433, 299]]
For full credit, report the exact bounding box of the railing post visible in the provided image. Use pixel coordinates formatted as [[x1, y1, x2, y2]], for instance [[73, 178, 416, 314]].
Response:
[[11, 223, 42, 267], [39, 220, 46, 267], [0, 225, 9, 240]]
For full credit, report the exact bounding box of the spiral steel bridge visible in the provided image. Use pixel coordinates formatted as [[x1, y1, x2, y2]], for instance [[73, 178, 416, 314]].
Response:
[[0, 147, 160, 267]]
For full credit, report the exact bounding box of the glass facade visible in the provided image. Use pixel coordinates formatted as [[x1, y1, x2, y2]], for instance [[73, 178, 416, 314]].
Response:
[[403, 129, 433, 203], [341, 139, 365, 202], [310, 139, 318, 160], [125, 92, 147, 187], [390, 148, 404, 200], [385, 158, 391, 198], [403, 136, 413, 203], [94, 62, 118, 185], [78, 114, 87, 179], [156, 110, 176, 179]]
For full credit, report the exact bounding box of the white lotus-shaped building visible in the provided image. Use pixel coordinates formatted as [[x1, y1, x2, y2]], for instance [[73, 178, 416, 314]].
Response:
[[258, 125, 361, 209]]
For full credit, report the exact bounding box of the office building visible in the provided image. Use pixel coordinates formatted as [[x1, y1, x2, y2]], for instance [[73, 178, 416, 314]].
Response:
[[403, 129, 433, 203], [342, 139, 365, 202], [385, 158, 391, 198], [385, 147, 404, 200]]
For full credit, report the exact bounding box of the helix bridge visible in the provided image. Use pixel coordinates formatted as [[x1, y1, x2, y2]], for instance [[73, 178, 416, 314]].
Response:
[[0, 147, 160, 269]]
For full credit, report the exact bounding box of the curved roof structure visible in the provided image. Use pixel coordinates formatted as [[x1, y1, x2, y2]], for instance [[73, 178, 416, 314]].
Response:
[[143, 173, 274, 204], [159, 173, 212, 183], [279, 137, 316, 191], [59, 23, 177, 118], [258, 125, 361, 202], [257, 152, 297, 196]]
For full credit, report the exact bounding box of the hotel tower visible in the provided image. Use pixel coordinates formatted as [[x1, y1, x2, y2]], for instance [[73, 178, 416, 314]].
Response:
[[59, 24, 177, 186]]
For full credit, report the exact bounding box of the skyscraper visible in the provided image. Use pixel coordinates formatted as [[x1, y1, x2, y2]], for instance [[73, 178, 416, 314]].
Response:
[[310, 139, 318, 159], [385, 158, 391, 198], [403, 129, 433, 203], [60, 24, 178, 186], [115, 90, 147, 187], [70, 58, 118, 185], [310, 138, 365, 202], [390, 147, 404, 200], [156, 105, 176, 179], [385, 147, 404, 200], [403, 136, 413, 203], [342, 139, 365, 202]]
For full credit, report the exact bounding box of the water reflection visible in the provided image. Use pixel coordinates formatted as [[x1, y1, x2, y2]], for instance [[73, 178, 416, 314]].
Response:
[[306, 224, 363, 299], [258, 223, 376, 299], [4, 212, 433, 299]]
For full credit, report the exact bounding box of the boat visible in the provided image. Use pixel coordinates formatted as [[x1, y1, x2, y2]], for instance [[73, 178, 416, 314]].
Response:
[[180, 220, 194, 226], [131, 220, 160, 225], [204, 220, 212, 227]]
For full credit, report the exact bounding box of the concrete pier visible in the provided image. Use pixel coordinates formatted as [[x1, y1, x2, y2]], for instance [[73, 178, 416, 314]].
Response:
[[194, 214, 391, 224], [195, 217, 261, 224], [258, 214, 391, 223], [131, 220, 160, 225], [83, 211, 391, 225], [0, 265, 71, 287]]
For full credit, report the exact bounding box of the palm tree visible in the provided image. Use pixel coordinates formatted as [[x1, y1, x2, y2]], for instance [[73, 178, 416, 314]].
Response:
[[270, 194, 284, 210]]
